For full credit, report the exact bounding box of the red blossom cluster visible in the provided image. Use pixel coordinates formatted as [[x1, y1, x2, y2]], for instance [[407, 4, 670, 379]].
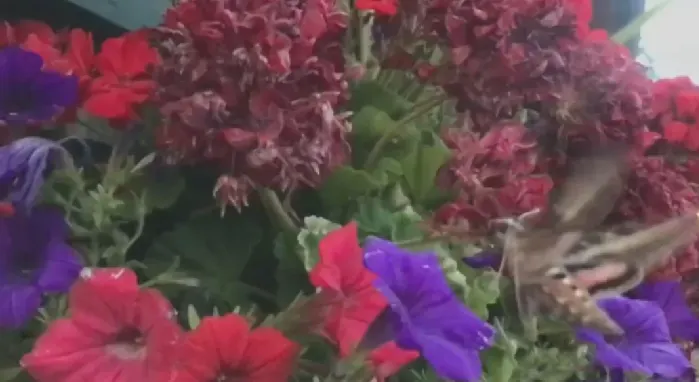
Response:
[[22, 267, 300, 382], [434, 122, 550, 234], [0, 20, 160, 125], [651, 77, 699, 151], [21, 225, 417, 382], [151, 0, 352, 209], [422, 0, 699, 280]]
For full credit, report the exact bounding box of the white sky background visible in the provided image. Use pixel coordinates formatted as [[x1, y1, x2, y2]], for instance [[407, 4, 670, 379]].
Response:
[[639, 0, 699, 81]]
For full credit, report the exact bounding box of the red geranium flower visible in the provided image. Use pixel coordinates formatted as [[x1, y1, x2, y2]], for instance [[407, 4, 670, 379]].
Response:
[[355, 0, 398, 15], [83, 30, 160, 124], [21, 268, 183, 382], [309, 222, 416, 378], [173, 314, 299, 382]]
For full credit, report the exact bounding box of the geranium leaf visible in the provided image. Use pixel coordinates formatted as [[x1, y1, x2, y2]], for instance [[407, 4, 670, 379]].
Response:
[[143, 211, 262, 306], [274, 233, 313, 308], [296, 216, 342, 271], [319, 165, 384, 209], [401, 130, 452, 204], [349, 80, 413, 119]]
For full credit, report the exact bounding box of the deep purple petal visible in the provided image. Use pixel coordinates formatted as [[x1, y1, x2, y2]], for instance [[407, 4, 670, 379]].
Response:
[[631, 281, 699, 341], [0, 137, 67, 209], [578, 297, 690, 379], [463, 251, 502, 270], [615, 342, 692, 379], [363, 238, 494, 381], [33, 71, 79, 109], [35, 242, 82, 293], [0, 47, 78, 125], [414, 332, 484, 382], [0, 283, 42, 328], [576, 328, 651, 374], [597, 297, 670, 343]]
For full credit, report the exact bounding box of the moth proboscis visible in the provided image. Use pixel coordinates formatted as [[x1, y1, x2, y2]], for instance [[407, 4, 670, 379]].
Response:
[[502, 148, 699, 335]]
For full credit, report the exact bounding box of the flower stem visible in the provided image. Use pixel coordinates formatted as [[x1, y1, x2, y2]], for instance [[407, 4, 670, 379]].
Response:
[[258, 188, 300, 234], [363, 95, 448, 169]]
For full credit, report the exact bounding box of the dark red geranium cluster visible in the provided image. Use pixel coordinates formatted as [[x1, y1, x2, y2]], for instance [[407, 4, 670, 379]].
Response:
[[151, 0, 352, 209], [0, 20, 160, 125], [434, 122, 550, 235], [421, 0, 699, 280], [21, 267, 301, 382]]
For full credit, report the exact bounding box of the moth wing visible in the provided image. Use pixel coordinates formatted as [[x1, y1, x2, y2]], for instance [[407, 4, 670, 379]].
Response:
[[505, 227, 583, 323], [544, 147, 628, 231], [564, 212, 699, 295]]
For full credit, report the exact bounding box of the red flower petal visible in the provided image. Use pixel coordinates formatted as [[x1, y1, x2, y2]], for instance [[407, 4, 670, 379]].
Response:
[[355, 0, 397, 16], [309, 223, 387, 355], [176, 314, 249, 381], [663, 121, 690, 143], [369, 342, 419, 381], [174, 314, 299, 382], [23, 268, 183, 382], [97, 30, 159, 78], [241, 327, 300, 381]]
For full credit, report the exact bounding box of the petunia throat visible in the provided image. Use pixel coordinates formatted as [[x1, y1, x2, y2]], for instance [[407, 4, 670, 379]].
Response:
[[106, 328, 148, 360]]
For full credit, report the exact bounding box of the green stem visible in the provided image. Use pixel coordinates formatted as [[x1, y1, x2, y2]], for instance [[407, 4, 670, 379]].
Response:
[[356, 11, 373, 65], [363, 95, 448, 169], [258, 188, 300, 234]]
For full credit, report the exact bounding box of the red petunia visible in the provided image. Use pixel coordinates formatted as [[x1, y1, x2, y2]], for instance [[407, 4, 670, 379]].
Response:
[[83, 30, 160, 123], [173, 314, 299, 382], [21, 268, 183, 382], [309, 222, 387, 355], [309, 223, 417, 378], [369, 342, 419, 382], [355, 0, 397, 15]]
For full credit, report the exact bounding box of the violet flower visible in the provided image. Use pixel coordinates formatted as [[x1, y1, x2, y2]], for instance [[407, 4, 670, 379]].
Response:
[[0, 137, 70, 210], [576, 297, 692, 380], [363, 238, 495, 382], [630, 281, 699, 342], [0, 46, 78, 125], [463, 250, 502, 270], [0, 206, 82, 327]]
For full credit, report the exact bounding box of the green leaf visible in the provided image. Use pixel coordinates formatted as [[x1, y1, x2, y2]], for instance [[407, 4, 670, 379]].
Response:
[[297, 216, 342, 270], [186, 305, 201, 329], [141, 169, 186, 211], [274, 233, 312, 308], [319, 166, 384, 209], [612, 0, 675, 44], [143, 211, 262, 306], [483, 348, 516, 382], [401, 131, 452, 204], [349, 80, 413, 119], [353, 197, 395, 236], [351, 106, 398, 144]]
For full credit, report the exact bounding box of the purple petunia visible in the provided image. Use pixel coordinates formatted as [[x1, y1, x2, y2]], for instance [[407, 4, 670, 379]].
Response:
[[576, 297, 692, 380], [0, 206, 82, 327], [0, 137, 69, 210], [630, 281, 699, 342], [363, 238, 495, 382], [0, 46, 78, 126]]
